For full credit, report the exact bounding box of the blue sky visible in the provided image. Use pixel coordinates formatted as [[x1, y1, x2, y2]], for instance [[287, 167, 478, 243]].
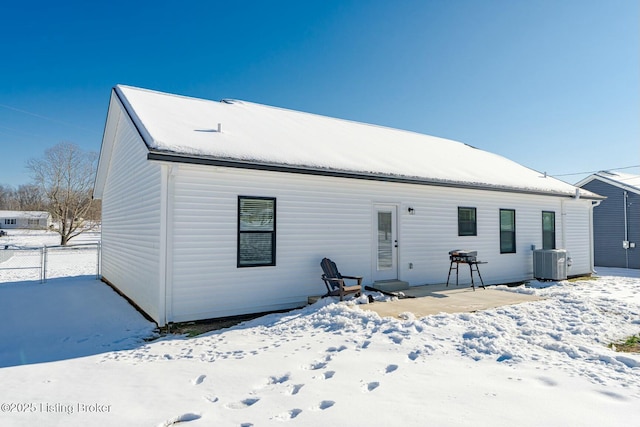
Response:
[[1, 0, 638, 188]]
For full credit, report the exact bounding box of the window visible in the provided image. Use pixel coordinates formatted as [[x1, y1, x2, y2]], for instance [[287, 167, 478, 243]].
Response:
[[4, 219, 16, 225], [458, 207, 477, 236], [542, 211, 556, 250], [237, 196, 276, 267], [28, 219, 40, 226], [499, 209, 516, 253]]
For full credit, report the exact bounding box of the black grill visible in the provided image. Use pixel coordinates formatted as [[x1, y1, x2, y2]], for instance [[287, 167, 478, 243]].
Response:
[[449, 250, 477, 263], [447, 250, 486, 290]]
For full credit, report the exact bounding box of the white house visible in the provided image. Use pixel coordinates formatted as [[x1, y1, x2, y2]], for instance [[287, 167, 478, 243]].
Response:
[[94, 85, 604, 326], [0, 211, 51, 230]]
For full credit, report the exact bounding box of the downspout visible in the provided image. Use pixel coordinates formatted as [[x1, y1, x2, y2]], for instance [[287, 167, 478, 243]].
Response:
[[162, 164, 176, 327], [624, 191, 629, 269], [560, 199, 567, 250], [158, 164, 175, 327], [158, 165, 168, 327], [590, 200, 602, 274]]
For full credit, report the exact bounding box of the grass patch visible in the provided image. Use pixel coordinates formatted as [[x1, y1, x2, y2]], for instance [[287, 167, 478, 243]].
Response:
[[609, 334, 640, 353], [158, 308, 297, 337], [163, 315, 260, 337], [567, 274, 596, 282]]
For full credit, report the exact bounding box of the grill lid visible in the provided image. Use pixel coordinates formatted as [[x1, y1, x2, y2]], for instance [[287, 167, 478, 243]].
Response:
[[449, 250, 477, 258]]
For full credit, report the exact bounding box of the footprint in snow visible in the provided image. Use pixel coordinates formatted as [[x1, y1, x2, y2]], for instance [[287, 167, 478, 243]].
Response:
[[597, 390, 628, 401], [384, 364, 398, 374], [268, 373, 290, 384], [305, 361, 328, 370], [156, 412, 201, 427], [284, 384, 304, 395], [272, 408, 302, 421], [408, 350, 420, 361], [225, 398, 260, 410], [203, 395, 219, 403], [310, 400, 335, 411], [538, 377, 558, 387], [313, 370, 335, 380], [361, 381, 379, 392], [387, 334, 404, 345], [191, 374, 206, 385]]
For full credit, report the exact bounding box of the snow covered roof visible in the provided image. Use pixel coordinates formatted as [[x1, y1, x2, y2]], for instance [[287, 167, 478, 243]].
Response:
[[0, 210, 50, 219], [576, 171, 640, 196], [109, 85, 602, 199]]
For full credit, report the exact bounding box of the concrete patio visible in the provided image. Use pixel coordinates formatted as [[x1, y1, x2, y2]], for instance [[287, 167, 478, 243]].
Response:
[[359, 283, 542, 319]]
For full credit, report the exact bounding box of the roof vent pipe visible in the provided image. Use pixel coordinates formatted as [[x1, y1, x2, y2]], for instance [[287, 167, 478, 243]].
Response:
[[217, 123, 221, 133]]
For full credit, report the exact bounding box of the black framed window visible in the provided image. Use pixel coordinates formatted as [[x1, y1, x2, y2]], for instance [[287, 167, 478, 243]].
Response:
[[238, 196, 276, 267], [499, 209, 516, 253], [542, 211, 556, 250], [458, 207, 477, 236]]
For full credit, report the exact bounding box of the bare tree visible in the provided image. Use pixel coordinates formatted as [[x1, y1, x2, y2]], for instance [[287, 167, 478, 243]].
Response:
[[0, 185, 12, 210], [15, 184, 45, 211], [27, 142, 98, 245], [1, 187, 21, 210]]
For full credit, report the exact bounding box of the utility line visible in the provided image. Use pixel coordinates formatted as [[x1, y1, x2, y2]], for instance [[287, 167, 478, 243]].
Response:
[[550, 165, 640, 177], [0, 103, 92, 132]]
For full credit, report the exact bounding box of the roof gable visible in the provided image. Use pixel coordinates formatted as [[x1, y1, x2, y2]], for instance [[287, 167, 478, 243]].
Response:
[[576, 171, 640, 196], [106, 85, 601, 199]]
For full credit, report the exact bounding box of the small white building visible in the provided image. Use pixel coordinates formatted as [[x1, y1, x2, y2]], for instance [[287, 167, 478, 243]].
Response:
[[0, 211, 51, 230], [94, 85, 604, 326]]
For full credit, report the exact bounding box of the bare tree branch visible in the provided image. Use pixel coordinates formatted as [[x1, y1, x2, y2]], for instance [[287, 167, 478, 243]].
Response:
[[26, 142, 99, 245]]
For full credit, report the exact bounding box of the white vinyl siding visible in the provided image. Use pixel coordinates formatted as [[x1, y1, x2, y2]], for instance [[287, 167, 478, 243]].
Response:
[[99, 99, 164, 324], [562, 201, 592, 275], [163, 164, 595, 322]]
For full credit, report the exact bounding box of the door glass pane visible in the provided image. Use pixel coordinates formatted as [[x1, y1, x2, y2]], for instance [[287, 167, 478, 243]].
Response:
[[542, 211, 555, 250], [377, 211, 392, 269]]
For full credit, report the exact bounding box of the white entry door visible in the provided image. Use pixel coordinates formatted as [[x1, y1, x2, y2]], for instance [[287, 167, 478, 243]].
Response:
[[373, 204, 398, 281]]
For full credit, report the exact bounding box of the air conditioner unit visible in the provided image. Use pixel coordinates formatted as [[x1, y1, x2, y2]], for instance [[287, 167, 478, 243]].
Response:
[[533, 249, 567, 281]]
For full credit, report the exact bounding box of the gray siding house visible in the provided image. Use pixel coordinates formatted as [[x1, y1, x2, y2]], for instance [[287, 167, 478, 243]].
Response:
[[576, 171, 640, 269], [94, 85, 604, 326]]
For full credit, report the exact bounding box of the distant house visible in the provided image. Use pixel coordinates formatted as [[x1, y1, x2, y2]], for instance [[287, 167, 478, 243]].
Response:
[[0, 211, 51, 230], [576, 171, 640, 269], [94, 85, 604, 326]]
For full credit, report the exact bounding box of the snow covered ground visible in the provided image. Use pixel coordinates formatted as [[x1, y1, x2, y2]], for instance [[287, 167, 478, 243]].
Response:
[[1, 230, 639, 426]]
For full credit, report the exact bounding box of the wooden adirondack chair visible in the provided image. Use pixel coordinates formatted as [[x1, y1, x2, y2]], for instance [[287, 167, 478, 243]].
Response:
[[320, 257, 362, 300]]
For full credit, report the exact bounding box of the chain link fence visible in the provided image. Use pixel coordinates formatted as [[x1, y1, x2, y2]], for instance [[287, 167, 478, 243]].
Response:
[[0, 243, 100, 283]]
